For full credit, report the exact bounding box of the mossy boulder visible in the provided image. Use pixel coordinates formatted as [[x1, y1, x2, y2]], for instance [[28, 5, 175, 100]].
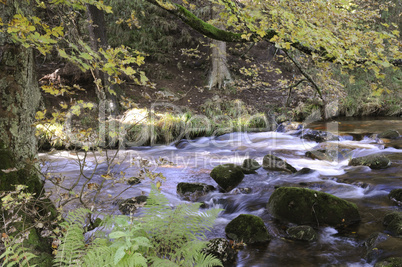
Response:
[[176, 182, 215, 201], [378, 130, 400, 139], [286, 225, 317, 241], [375, 257, 402, 267], [118, 196, 148, 215], [383, 212, 402, 237], [389, 189, 402, 204], [210, 164, 244, 192], [202, 238, 237, 265], [294, 168, 315, 175], [225, 214, 271, 244], [241, 158, 261, 174], [267, 187, 360, 227], [262, 154, 297, 173], [348, 154, 391, 169]]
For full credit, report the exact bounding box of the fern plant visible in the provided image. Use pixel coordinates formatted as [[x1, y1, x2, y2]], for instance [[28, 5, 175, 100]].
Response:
[[0, 238, 37, 267], [53, 208, 87, 266], [51, 185, 223, 267]]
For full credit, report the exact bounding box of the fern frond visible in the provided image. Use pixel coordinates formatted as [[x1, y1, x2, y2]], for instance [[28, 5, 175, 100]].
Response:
[[193, 252, 223, 267], [82, 239, 115, 267], [53, 208, 89, 266], [0, 241, 37, 267]]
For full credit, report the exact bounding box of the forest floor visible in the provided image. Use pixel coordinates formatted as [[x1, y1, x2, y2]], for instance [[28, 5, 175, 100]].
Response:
[[37, 41, 306, 124]]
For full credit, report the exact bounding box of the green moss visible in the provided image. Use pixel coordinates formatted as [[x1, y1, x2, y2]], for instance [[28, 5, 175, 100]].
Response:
[[267, 187, 361, 227], [176, 4, 244, 42], [383, 212, 402, 237], [210, 164, 244, 192], [0, 146, 43, 194], [375, 257, 402, 267], [348, 154, 391, 169], [389, 189, 402, 202], [225, 214, 270, 244], [242, 159, 261, 174], [177, 182, 214, 195]]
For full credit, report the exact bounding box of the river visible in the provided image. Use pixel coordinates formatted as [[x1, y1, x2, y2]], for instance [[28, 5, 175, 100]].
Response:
[[40, 117, 402, 266]]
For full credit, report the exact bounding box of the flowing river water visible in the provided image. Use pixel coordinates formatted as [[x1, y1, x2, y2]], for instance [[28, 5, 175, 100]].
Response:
[[40, 117, 402, 266]]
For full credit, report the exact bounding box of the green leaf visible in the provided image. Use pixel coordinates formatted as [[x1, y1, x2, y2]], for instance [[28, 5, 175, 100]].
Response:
[[114, 246, 126, 265], [109, 231, 128, 239]]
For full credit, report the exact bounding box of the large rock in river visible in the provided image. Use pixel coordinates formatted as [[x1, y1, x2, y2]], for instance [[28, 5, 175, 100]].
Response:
[[176, 182, 215, 201], [389, 189, 402, 204], [225, 214, 271, 244], [383, 212, 402, 237], [242, 158, 261, 174], [210, 164, 244, 192], [378, 129, 400, 139], [348, 154, 391, 169], [267, 187, 360, 227], [262, 154, 297, 173]]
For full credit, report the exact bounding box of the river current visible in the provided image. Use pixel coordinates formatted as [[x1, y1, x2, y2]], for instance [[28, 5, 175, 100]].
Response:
[[40, 117, 402, 266]]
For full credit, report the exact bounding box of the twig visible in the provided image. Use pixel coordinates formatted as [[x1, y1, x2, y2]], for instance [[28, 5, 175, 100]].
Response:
[[282, 50, 325, 103]]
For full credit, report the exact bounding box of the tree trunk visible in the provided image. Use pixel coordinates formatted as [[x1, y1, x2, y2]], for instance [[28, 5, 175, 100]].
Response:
[[0, 2, 55, 265], [86, 4, 119, 117], [208, 5, 232, 90], [209, 39, 232, 89], [0, 1, 42, 192]]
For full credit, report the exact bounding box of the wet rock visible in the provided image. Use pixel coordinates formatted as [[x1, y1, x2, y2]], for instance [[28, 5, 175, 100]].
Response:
[[118, 195, 148, 215], [286, 225, 317, 241], [294, 168, 315, 175], [384, 139, 402, 149], [239, 187, 252, 194], [176, 182, 215, 201], [305, 148, 352, 162], [175, 139, 190, 149], [267, 187, 360, 227], [262, 154, 297, 173], [378, 130, 400, 139], [301, 129, 339, 143], [225, 214, 271, 244], [348, 154, 391, 169], [276, 121, 303, 133], [241, 159, 261, 174], [389, 189, 402, 204], [202, 238, 237, 265], [383, 212, 402, 237], [210, 164, 245, 192], [127, 177, 141, 185], [375, 257, 402, 267], [364, 232, 390, 263]]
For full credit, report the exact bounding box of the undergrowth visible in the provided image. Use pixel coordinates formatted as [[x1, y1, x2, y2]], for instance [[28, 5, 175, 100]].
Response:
[[1, 186, 223, 266]]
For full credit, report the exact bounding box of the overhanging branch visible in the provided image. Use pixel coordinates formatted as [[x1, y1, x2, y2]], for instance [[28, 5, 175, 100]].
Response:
[[146, 0, 402, 67]]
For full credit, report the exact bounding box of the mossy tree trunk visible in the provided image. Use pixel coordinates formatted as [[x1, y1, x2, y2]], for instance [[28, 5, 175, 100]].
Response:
[[0, 1, 42, 192], [0, 2, 55, 265]]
